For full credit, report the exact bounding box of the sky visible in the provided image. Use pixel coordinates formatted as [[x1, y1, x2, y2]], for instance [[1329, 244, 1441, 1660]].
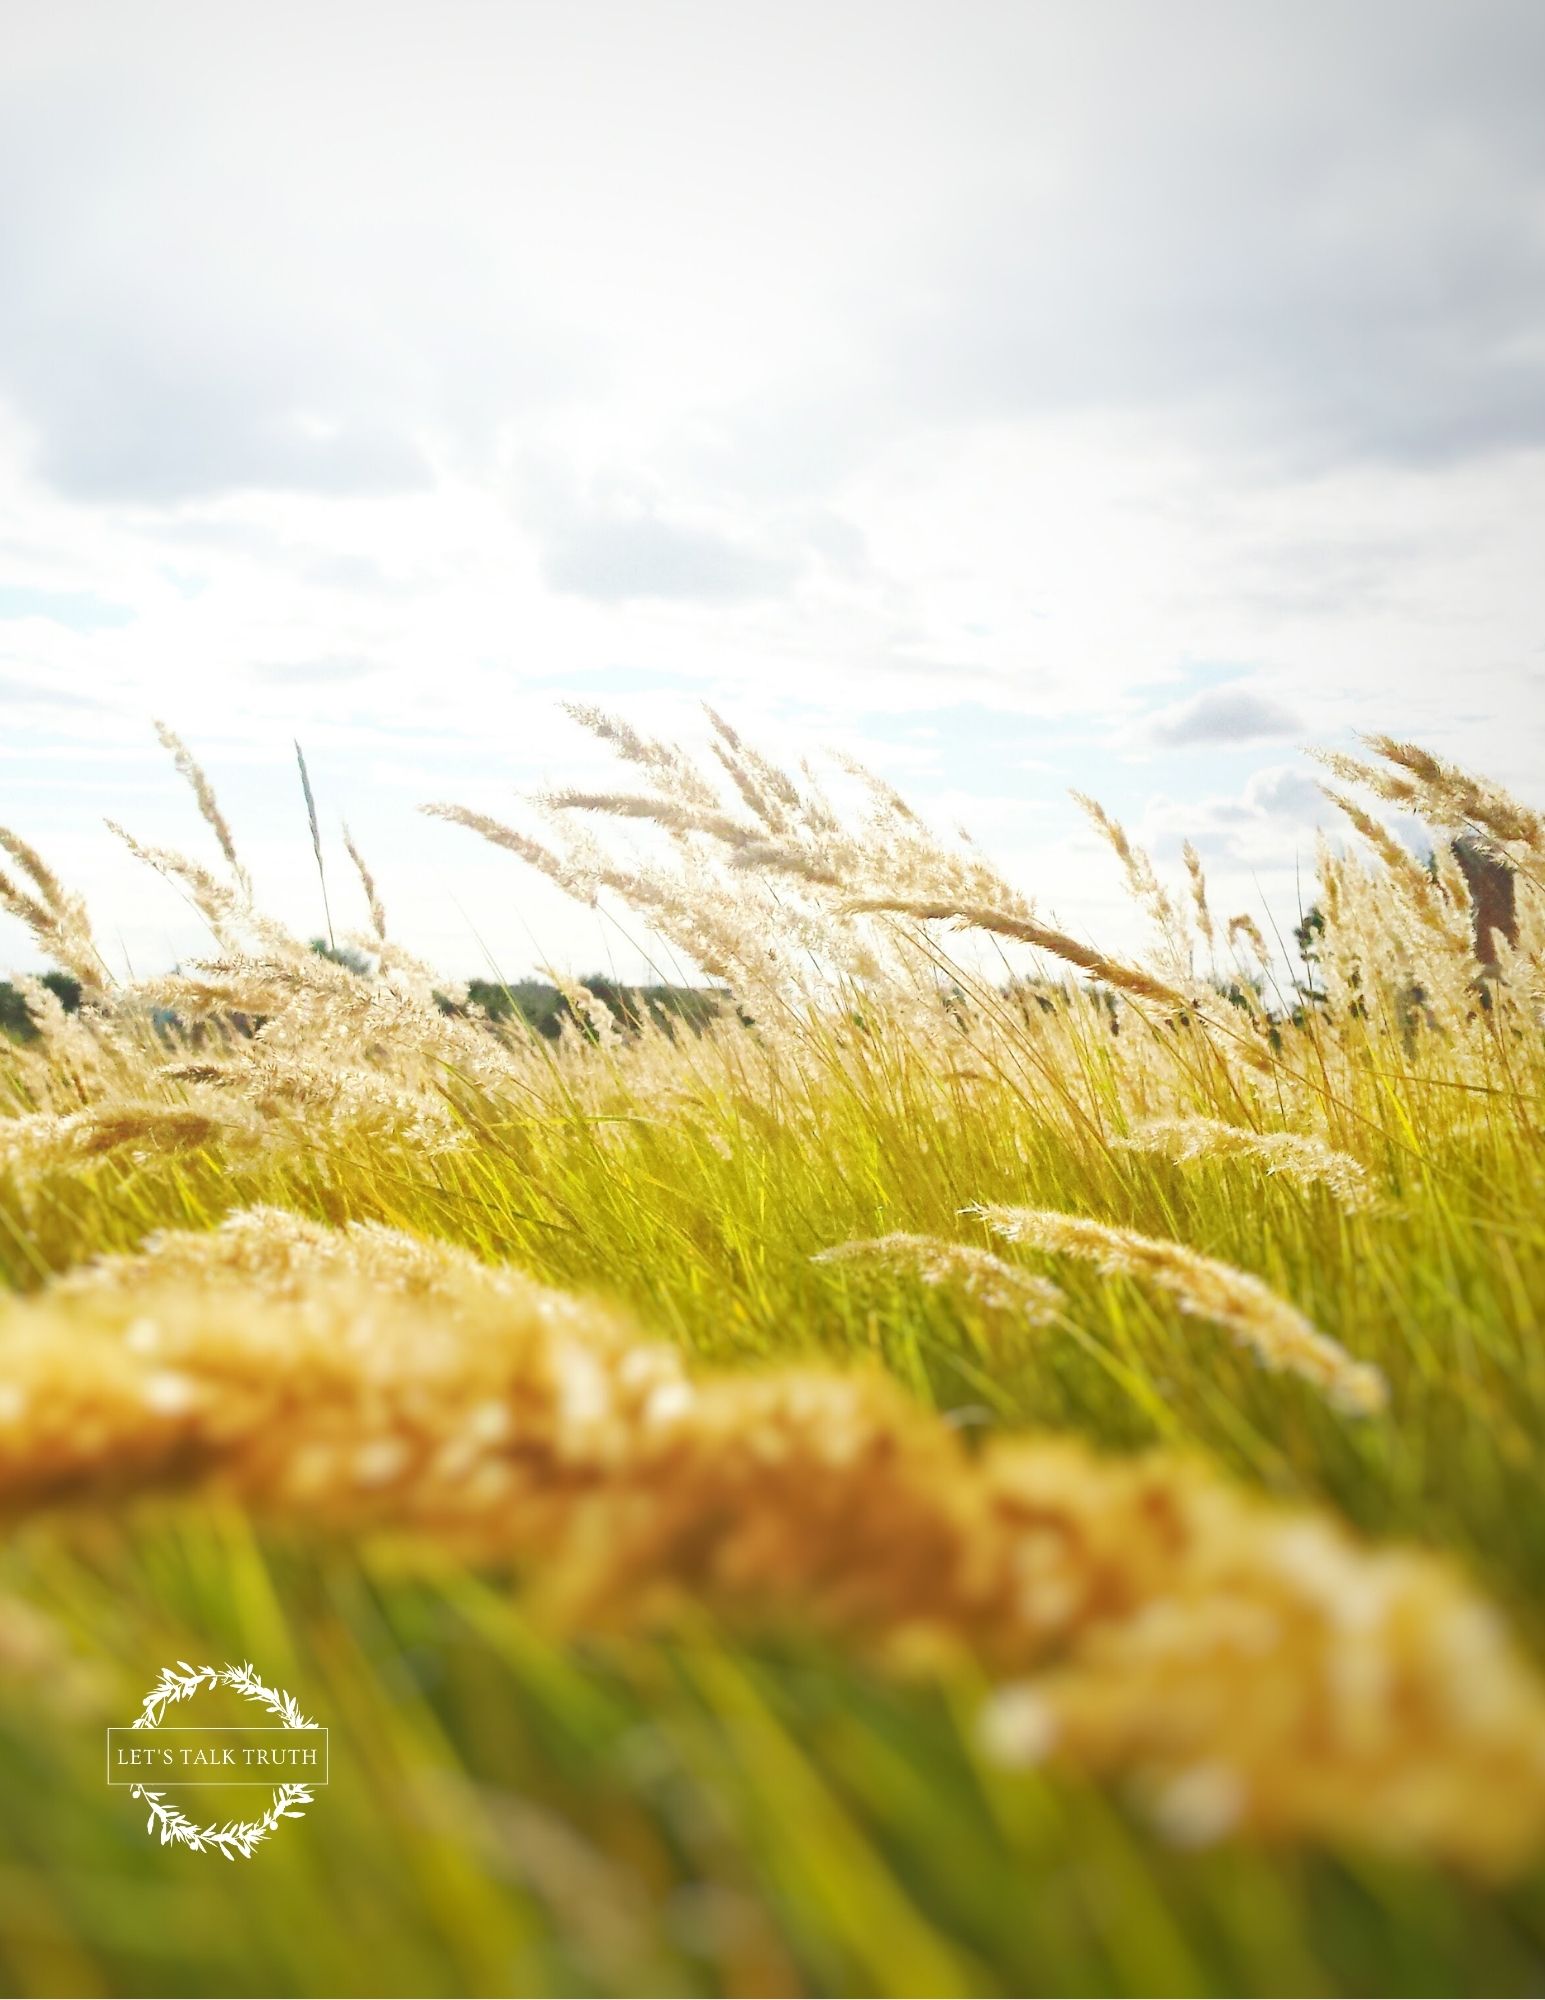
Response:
[[2, 0, 1543, 983]]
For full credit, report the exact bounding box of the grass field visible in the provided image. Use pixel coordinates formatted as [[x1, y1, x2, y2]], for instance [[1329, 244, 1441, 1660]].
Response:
[[1, 713, 1543, 1996]]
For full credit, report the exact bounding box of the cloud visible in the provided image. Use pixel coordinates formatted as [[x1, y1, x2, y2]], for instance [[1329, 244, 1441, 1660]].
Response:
[[0, 670, 106, 710], [1141, 763, 1332, 878], [697, 2, 1545, 491], [249, 658, 381, 687], [0, 585, 132, 630], [34, 410, 433, 509], [0, 2, 1542, 981], [540, 511, 796, 606], [0, 78, 573, 504], [1235, 766, 1325, 821], [5, 1, 1542, 523], [1146, 687, 1304, 747]]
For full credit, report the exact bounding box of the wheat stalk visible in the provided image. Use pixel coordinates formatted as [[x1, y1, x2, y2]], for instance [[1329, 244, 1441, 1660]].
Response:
[[1114, 1118, 1377, 1212], [154, 722, 251, 899], [813, 1235, 1064, 1321], [966, 1206, 1386, 1413]]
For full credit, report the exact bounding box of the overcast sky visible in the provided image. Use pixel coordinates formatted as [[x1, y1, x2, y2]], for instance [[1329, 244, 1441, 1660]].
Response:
[[2, 0, 1543, 981]]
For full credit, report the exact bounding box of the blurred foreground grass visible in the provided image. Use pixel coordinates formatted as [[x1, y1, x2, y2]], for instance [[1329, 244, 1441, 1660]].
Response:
[[3, 1511, 1543, 1999]]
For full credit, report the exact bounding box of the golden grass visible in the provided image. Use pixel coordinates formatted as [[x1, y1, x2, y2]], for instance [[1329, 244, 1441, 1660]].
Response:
[[2, 716, 1545, 1992]]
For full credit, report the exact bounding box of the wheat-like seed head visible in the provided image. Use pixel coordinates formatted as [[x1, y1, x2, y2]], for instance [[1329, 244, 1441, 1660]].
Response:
[[0, 829, 107, 995], [1072, 792, 1189, 969], [154, 721, 251, 898], [1182, 841, 1214, 958], [966, 1206, 1387, 1414], [1226, 913, 1270, 968], [342, 823, 387, 943], [1115, 1117, 1377, 1213], [1315, 737, 1545, 867], [812, 1234, 1064, 1322]]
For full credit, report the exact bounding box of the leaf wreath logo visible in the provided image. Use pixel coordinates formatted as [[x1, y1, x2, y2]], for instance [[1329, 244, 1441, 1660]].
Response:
[[127, 1662, 320, 1860]]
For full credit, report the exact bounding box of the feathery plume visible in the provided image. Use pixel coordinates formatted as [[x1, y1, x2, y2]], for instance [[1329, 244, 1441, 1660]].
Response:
[[0, 862, 52, 942], [966, 1207, 1386, 1414], [1114, 1118, 1376, 1213], [420, 804, 598, 905], [1182, 841, 1214, 957], [154, 722, 250, 898], [0, 829, 107, 993], [1073, 792, 1187, 963], [543, 790, 758, 853], [1321, 789, 1473, 957], [107, 821, 243, 939], [1227, 913, 1270, 968], [0, 827, 67, 913], [342, 822, 387, 943], [561, 702, 722, 810], [813, 1234, 1064, 1321], [1, 1104, 254, 1174], [1315, 737, 1545, 864], [844, 898, 1193, 1008]]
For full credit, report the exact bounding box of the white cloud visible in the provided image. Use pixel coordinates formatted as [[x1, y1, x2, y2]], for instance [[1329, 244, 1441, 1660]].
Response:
[[538, 508, 797, 606], [0, 0, 1542, 978], [1146, 688, 1304, 747]]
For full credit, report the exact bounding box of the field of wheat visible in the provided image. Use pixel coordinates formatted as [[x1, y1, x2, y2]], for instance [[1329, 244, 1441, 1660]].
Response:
[[0, 711, 1542, 1997]]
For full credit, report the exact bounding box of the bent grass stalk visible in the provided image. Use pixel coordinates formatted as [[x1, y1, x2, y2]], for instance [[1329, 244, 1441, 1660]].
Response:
[[966, 1206, 1387, 1415], [1113, 1117, 1377, 1213]]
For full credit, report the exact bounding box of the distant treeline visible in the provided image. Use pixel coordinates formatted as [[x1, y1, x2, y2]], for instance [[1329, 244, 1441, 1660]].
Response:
[[0, 968, 727, 1045], [452, 976, 729, 1041]]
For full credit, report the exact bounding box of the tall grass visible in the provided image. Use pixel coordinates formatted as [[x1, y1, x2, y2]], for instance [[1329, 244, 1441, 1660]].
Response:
[[0, 716, 1543, 1994]]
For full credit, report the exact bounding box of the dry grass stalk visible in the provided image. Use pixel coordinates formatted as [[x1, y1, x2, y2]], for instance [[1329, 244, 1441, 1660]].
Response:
[[1115, 1118, 1376, 1213], [342, 823, 387, 943], [0, 1214, 1537, 1874], [705, 704, 800, 831], [812, 1234, 1064, 1321], [541, 791, 759, 854], [1321, 789, 1474, 959], [0, 829, 68, 915], [1182, 841, 1215, 958], [0, 860, 51, 939], [106, 822, 243, 939], [51, 1205, 528, 1302], [1316, 737, 1545, 864], [420, 804, 598, 905], [1, 1103, 254, 1174], [1072, 793, 1188, 966], [561, 703, 722, 812], [0, 828, 107, 995], [1226, 913, 1270, 968], [967, 1207, 1386, 1414], [154, 722, 251, 898], [844, 898, 1195, 1010], [845, 896, 1279, 1075]]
